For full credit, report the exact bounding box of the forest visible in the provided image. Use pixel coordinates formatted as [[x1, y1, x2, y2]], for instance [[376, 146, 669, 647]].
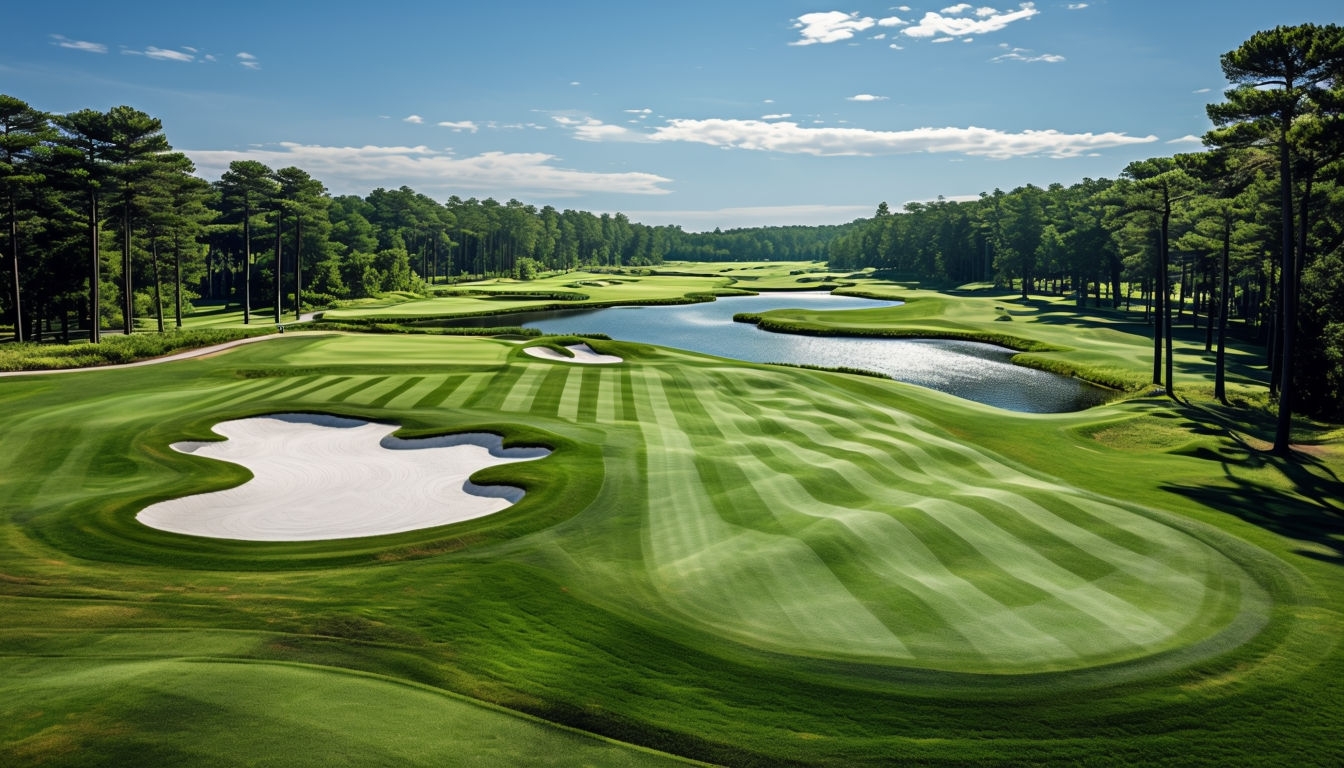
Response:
[[1, 24, 1341, 428]]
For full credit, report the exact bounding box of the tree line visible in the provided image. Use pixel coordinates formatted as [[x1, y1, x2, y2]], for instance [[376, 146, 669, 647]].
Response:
[[830, 23, 1344, 442], [0, 104, 705, 342]]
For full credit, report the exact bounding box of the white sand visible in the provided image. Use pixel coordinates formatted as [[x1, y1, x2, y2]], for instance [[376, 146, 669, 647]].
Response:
[[137, 414, 550, 541], [523, 343, 623, 364]]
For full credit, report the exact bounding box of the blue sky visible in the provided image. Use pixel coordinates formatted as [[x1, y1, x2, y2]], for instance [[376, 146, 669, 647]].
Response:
[[4, 1, 1341, 230]]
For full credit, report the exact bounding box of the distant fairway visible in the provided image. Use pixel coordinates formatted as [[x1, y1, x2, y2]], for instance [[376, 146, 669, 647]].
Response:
[[1, 326, 1338, 766]]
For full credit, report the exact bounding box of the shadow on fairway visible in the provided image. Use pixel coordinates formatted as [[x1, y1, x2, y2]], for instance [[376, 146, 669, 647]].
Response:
[[1164, 455, 1344, 567]]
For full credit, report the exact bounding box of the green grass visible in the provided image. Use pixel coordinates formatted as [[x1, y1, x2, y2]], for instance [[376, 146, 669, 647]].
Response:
[[1, 284, 1342, 766]]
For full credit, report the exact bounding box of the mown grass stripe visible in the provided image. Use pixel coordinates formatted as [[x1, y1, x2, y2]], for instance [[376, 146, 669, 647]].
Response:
[[413, 375, 466, 409], [328, 376, 386, 403], [464, 366, 525, 411], [500, 366, 548, 413], [595, 369, 619, 424], [282, 375, 349, 401], [448, 372, 491, 406], [367, 377, 424, 409], [526, 367, 573, 418], [556, 368, 584, 422], [575, 367, 601, 423]]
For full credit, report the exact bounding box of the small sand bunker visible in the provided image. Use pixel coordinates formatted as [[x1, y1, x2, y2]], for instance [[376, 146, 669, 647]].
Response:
[[523, 343, 623, 364], [137, 414, 550, 541]]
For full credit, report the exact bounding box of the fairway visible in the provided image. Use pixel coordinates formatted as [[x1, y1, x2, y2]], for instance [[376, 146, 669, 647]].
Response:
[[1, 330, 1337, 766]]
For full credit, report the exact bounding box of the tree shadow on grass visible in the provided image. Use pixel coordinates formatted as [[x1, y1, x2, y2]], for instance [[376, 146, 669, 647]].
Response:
[[1159, 406, 1344, 566]]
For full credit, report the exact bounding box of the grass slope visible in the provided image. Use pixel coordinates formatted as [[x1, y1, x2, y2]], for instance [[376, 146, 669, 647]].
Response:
[[1, 290, 1342, 766]]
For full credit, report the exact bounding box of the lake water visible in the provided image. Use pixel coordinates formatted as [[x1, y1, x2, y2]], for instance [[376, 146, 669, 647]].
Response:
[[472, 292, 1110, 413]]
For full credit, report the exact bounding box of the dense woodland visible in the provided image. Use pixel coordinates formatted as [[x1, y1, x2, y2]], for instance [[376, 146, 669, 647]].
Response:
[[1, 24, 1341, 434]]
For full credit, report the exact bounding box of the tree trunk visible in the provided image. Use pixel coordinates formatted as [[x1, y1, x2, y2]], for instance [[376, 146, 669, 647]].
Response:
[[294, 215, 302, 320], [243, 200, 252, 325], [9, 197, 22, 343], [1161, 197, 1174, 397], [123, 202, 133, 335], [1273, 131, 1295, 455], [173, 231, 183, 328], [1215, 216, 1231, 404], [274, 209, 283, 325], [89, 191, 101, 343], [151, 238, 164, 333]]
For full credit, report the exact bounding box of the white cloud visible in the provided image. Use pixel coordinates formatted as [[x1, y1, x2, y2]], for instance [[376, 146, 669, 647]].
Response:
[[942, 3, 972, 13], [620, 204, 875, 231], [50, 35, 107, 54], [1067, 3, 1088, 8], [1193, 87, 1212, 94], [437, 120, 479, 132], [186, 143, 672, 197], [878, 16, 908, 26], [791, 11, 876, 45], [903, 2, 1038, 38], [552, 115, 637, 142], [761, 113, 793, 120], [237, 52, 260, 70], [991, 47, 1065, 63], [123, 46, 195, 62], [403, 114, 424, 124], [847, 94, 889, 102], [932, 36, 956, 43], [645, 118, 1157, 159], [889, 43, 905, 49], [1166, 135, 1203, 144]]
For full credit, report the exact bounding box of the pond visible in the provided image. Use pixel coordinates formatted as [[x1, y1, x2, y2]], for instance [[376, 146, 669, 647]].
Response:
[[467, 292, 1110, 413]]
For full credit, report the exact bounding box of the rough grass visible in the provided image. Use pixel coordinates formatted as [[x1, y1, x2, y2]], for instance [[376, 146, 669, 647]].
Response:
[[1, 291, 1342, 766]]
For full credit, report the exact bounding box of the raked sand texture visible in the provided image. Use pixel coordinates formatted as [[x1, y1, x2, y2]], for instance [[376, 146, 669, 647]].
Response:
[[137, 414, 550, 541]]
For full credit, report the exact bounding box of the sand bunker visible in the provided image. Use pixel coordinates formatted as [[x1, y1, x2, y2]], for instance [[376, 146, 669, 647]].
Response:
[[137, 414, 550, 541], [523, 343, 623, 364]]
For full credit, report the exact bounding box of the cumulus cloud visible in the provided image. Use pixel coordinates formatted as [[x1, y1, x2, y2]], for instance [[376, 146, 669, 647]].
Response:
[[903, 2, 1038, 39], [403, 114, 424, 124], [791, 11, 876, 45], [237, 52, 260, 70], [878, 16, 908, 26], [437, 120, 479, 132], [185, 143, 672, 197], [992, 47, 1065, 63], [761, 113, 793, 120], [50, 35, 107, 54], [942, 3, 972, 13], [645, 118, 1156, 159], [847, 94, 889, 102]]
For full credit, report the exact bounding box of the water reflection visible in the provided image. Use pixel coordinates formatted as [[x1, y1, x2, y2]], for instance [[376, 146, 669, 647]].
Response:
[[467, 292, 1110, 412]]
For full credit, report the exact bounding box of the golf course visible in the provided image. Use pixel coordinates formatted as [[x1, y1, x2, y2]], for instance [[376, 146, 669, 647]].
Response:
[[1, 265, 1342, 766]]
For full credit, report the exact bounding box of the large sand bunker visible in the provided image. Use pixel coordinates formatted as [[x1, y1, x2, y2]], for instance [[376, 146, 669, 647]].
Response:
[[137, 414, 550, 541], [523, 343, 623, 364]]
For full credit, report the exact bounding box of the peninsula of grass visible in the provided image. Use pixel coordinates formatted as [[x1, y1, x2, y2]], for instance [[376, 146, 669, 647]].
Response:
[[2, 280, 1342, 766]]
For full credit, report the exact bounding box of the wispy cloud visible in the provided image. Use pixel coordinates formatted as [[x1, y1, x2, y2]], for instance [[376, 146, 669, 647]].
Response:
[[552, 115, 640, 142], [437, 120, 479, 132], [237, 52, 260, 70], [186, 143, 673, 197], [1067, 3, 1088, 9], [903, 2, 1039, 39], [761, 113, 793, 120], [791, 11, 877, 45], [1166, 135, 1203, 145], [403, 114, 424, 124], [992, 46, 1064, 63], [50, 35, 107, 54], [643, 118, 1156, 159], [847, 94, 889, 102], [123, 46, 195, 62]]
